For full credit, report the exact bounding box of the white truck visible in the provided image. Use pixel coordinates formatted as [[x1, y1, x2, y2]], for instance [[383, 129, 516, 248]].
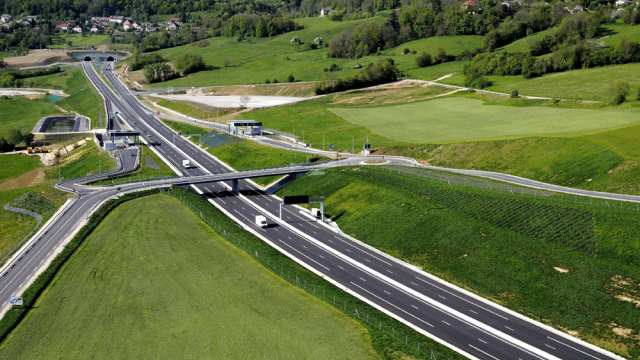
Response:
[[255, 215, 268, 228], [182, 160, 191, 168], [311, 208, 322, 218]]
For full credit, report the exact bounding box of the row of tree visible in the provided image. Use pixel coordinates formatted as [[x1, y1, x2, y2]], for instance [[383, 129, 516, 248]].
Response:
[[0, 66, 62, 88], [143, 62, 178, 83], [0, 128, 34, 152], [315, 58, 399, 94], [220, 14, 303, 38], [464, 39, 640, 87]]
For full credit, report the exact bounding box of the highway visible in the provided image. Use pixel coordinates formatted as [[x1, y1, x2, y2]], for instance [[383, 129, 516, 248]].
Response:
[[87, 60, 623, 360], [0, 58, 625, 360]]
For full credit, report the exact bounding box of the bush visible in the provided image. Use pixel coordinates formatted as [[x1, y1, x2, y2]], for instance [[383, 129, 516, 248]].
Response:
[[192, 40, 209, 48], [174, 53, 205, 75], [315, 59, 399, 95], [144, 63, 178, 83], [290, 36, 300, 44], [510, 89, 519, 98], [10, 192, 54, 214], [329, 63, 340, 72], [314, 37, 324, 46], [611, 81, 630, 105], [411, 50, 417, 54], [130, 53, 165, 71], [286, 74, 295, 82], [402, 48, 410, 55], [265, 79, 271, 84], [273, 78, 278, 83], [415, 52, 433, 68]]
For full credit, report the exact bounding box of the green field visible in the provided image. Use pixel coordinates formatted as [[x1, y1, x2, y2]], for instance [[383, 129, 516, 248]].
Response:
[[0, 194, 378, 359], [0, 51, 15, 58], [48, 34, 111, 48], [331, 96, 640, 143], [278, 167, 640, 358], [135, 15, 481, 88], [0, 97, 60, 135], [0, 155, 42, 184]]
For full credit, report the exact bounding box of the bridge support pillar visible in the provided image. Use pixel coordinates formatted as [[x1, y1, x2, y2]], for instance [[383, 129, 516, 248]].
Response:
[[231, 179, 239, 195]]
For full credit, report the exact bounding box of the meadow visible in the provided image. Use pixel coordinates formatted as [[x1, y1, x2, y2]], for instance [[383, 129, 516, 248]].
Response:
[[278, 166, 640, 358], [0, 194, 379, 359], [135, 15, 481, 88], [48, 34, 111, 48], [46, 141, 116, 181], [330, 96, 640, 143], [0, 154, 41, 184]]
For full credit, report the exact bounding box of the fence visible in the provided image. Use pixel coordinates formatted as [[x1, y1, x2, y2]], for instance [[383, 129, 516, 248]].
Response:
[[167, 187, 456, 360], [380, 166, 640, 212]]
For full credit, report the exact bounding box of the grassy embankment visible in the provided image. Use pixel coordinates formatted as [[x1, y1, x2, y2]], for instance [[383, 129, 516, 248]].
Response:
[[278, 166, 640, 358], [0, 194, 379, 359], [45, 140, 116, 181], [0, 97, 59, 135], [161, 120, 325, 186], [98, 144, 176, 185], [131, 15, 481, 88], [0, 155, 71, 263]]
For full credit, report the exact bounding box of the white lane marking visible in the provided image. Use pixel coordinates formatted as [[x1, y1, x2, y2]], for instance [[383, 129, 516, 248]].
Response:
[[411, 305, 419, 309], [438, 295, 446, 300], [332, 236, 393, 266], [338, 266, 344, 270], [351, 282, 434, 327], [233, 210, 266, 232], [278, 240, 330, 271], [359, 278, 366, 282], [274, 228, 278, 232], [345, 249, 351, 252], [1, 302, 5, 306], [386, 270, 393, 274], [364, 258, 371, 262], [384, 290, 390, 294], [470, 310, 478, 314], [411, 281, 418, 286], [287, 236, 292, 240], [415, 276, 509, 320], [442, 320, 451, 326], [478, 338, 487, 344], [468, 345, 501, 360], [505, 326, 514, 331], [545, 344, 556, 350], [302, 245, 307, 249], [319, 255, 324, 259], [546, 337, 602, 360]]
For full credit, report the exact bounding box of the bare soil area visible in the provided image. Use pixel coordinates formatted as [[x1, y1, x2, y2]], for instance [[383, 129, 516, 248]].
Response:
[[4, 50, 74, 70], [329, 81, 450, 107], [204, 83, 317, 97], [0, 167, 48, 191]]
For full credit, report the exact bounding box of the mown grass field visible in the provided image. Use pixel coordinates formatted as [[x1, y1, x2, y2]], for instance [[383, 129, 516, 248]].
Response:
[[0, 97, 60, 135], [278, 167, 640, 358], [136, 15, 481, 88], [0, 194, 379, 359], [330, 96, 640, 143], [0, 155, 42, 184]]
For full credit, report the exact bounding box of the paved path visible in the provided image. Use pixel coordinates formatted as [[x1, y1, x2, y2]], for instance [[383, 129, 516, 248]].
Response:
[[150, 94, 309, 108]]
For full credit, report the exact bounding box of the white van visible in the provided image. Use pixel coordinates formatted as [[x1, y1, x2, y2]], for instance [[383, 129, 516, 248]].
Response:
[[255, 215, 268, 228], [182, 160, 191, 168]]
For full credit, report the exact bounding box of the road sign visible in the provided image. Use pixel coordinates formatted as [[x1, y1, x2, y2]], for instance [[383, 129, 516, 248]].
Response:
[[364, 143, 371, 150], [283, 195, 309, 205], [329, 144, 334, 150], [10, 297, 23, 306]]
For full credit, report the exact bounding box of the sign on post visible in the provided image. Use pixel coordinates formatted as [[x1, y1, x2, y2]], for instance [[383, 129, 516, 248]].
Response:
[[329, 144, 334, 150], [283, 195, 309, 205], [10, 297, 23, 306]]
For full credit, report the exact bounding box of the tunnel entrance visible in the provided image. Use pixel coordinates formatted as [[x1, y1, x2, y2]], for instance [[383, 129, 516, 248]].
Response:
[[84, 56, 91, 61], [106, 56, 115, 61]]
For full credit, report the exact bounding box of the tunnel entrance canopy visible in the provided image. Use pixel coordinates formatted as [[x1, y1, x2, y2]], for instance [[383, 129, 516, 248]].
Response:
[[84, 56, 91, 61], [106, 56, 114, 61]]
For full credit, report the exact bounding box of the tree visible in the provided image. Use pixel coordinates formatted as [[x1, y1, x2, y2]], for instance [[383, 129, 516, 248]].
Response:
[[0, 57, 6, 70], [415, 52, 433, 67], [239, 95, 251, 108], [174, 53, 205, 74], [22, 132, 34, 147], [314, 37, 324, 46], [402, 48, 410, 55], [611, 81, 630, 105], [287, 74, 294, 82], [7, 128, 23, 146], [510, 90, 519, 98], [435, 48, 448, 63], [265, 79, 271, 84], [290, 36, 300, 44], [386, 10, 400, 31]]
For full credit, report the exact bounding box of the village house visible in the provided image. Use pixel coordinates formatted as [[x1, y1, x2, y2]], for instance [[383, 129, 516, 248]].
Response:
[[320, 8, 333, 16]]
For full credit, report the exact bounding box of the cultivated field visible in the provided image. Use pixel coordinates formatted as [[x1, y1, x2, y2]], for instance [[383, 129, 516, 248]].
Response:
[[0, 195, 379, 359], [278, 167, 640, 358], [330, 97, 640, 143]]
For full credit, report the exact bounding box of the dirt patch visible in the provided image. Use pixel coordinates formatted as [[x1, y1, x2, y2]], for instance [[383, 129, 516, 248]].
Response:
[[611, 325, 633, 337], [329, 82, 449, 107], [4, 49, 74, 70], [0, 167, 48, 191], [607, 160, 638, 174], [607, 275, 640, 307], [363, 159, 389, 164], [553, 267, 569, 273], [204, 83, 317, 98]]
